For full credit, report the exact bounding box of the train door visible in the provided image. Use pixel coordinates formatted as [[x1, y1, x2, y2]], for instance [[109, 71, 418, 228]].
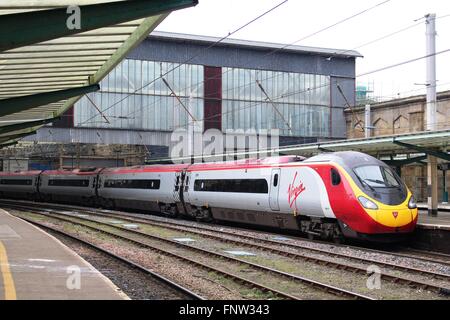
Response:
[[183, 171, 192, 203], [269, 169, 281, 211], [173, 171, 182, 202]]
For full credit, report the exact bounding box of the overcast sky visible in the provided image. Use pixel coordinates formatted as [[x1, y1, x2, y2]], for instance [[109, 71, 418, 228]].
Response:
[[156, 0, 450, 101]]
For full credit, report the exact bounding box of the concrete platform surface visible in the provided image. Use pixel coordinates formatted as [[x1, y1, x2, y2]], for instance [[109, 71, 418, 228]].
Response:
[[0, 209, 128, 300], [417, 210, 450, 230], [417, 202, 450, 211]]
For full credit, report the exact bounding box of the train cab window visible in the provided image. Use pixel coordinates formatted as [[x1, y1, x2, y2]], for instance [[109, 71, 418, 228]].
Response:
[[273, 174, 279, 187], [331, 169, 341, 186]]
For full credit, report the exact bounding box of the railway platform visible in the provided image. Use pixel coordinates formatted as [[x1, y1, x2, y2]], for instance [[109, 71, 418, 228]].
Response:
[[417, 209, 450, 229], [0, 208, 128, 300], [412, 209, 450, 254], [418, 202, 450, 212]]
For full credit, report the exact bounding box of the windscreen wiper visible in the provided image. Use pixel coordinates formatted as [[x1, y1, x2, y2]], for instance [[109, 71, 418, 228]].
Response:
[[353, 174, 376, 192], [364, 178, 387, 186]]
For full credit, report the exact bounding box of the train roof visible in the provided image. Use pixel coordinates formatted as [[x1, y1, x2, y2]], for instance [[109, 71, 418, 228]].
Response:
[[0, 170, 42, 176], [99, 156, 305, 174], [305, 151, 384, 168], [0, 154, 384, 177], [100, 163, 191, 174], [186, 156, 305, 171], [41, 168, 103, 176]]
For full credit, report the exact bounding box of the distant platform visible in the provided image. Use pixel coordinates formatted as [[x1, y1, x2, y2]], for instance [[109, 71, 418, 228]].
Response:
[[412, 209, 450, 254], [417, 209, 450, 230], [0, 208, 127, 300], [417, 202, 450, 212]]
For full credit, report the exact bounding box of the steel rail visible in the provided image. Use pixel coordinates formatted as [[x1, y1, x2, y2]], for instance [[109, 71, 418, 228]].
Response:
[[10, 209, 302, 300], [17, 215, 205, 300], [76, 206, 450, 282], [9, 205, 374, 300], [6, 199, 449, 268], [2, 200, 449, 293]]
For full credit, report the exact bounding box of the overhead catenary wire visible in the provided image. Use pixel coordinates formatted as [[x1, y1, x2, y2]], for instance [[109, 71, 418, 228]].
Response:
[[357, 48, 450, 77], [77, 0, 289, 127], [33, 44, 450, 150], [24, 0, 290, 145], [170, 45, 450, 133], [78, 0, 394, 129], [89, 0, 400, 129], [14, 4, 450, 157]]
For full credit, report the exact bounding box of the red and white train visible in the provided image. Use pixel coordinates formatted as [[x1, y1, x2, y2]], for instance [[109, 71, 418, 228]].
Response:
[[0, 151, 418, 242]]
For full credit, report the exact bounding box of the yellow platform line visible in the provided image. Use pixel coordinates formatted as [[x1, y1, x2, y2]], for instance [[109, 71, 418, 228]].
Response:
[[0, 241, 16, 300]]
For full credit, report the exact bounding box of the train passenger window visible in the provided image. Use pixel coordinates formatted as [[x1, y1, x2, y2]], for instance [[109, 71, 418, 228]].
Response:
[[0, 179, 32, 185], [193, 179, 268, 194], [331, 168, 341, 186], [273, 174, 279, 187], [103, 179, 160, 190], [48, 179, 90, 187]]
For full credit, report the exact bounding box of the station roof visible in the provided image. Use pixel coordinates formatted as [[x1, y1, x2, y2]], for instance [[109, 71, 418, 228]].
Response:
[[149, 31, 363, 59], [279, 129, 450, 159], [142, 130, 449, 165], [0, 0, 197, 147]]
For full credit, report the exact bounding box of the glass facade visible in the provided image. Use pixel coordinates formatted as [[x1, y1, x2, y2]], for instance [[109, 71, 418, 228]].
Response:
[[222, 67, 330, 137], [74, 59, 331, 137], [75, 59, 204, 131]]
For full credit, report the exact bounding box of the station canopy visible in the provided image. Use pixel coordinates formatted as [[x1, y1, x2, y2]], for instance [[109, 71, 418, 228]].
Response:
[[279, 129, 450, 162], [0, 0, 197, 147]]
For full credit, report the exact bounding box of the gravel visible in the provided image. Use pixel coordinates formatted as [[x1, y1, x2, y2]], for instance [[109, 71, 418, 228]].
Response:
[[10, 203, 450, 300], [44, 229, 196, 300]]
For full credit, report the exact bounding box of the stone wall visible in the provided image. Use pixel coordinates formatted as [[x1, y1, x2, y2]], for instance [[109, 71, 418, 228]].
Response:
[[0, 143, 148, 170], [345, 91, 450, 202], [346, 91, 450, 139]]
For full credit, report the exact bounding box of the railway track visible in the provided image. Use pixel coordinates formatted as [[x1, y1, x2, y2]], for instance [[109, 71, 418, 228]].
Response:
[[2, 200, 450, 297], [84, 207, 450, 281], [6, 201, 448, 282], [4, 199, 448, 267], [17, 215, 204, 300], [7, 204, 375, 300], [5, 199, 448, 268], [393, 248, 450, 266]]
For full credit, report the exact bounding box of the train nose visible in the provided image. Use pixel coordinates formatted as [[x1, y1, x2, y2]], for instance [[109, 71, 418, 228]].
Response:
[[375, 207, 417, 228]]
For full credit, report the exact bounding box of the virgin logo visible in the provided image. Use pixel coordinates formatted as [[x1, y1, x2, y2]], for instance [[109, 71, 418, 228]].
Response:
[[288, 172, 306, 209]]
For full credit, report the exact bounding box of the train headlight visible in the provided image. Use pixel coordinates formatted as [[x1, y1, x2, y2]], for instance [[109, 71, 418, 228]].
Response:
[[408, 196, 417, 209], [358, 196, 378, 210]]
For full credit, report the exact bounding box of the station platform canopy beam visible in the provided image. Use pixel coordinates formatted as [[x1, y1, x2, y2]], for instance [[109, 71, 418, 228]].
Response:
[[0, 131, 37, 144], [393, 140, 450, 162], [0, 117, 60, 136], [383, 155, 428, 167], [278, 129, 450, 158], [0, 0, 198, 147], [0, 84, 99, 117], [0, 0, 198, 52], [0, 140, 18, 148]]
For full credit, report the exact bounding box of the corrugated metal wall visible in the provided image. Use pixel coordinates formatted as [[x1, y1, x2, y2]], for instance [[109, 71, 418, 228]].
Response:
[[24, 127, 172, 146]]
